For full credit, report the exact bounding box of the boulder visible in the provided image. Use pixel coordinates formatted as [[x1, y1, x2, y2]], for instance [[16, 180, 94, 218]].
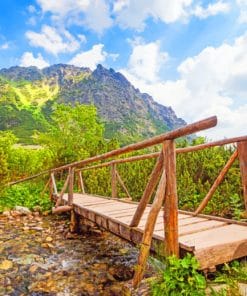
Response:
[[13, 206, 31, 215]]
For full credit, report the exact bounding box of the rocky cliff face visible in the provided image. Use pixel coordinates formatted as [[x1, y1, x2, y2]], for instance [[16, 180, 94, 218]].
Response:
[[0, 64, 185, 143]]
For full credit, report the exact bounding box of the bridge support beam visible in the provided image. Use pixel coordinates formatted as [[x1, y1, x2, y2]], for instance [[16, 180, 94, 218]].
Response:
[[238, 141, 247, 212], [163, 140, 179, 257], [111, 163, 117, 198], [132, 160, 167, 288], [70, 210, 80, 233]]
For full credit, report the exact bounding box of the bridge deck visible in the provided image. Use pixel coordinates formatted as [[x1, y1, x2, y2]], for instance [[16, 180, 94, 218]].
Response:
[[63, 193, 247, 270]]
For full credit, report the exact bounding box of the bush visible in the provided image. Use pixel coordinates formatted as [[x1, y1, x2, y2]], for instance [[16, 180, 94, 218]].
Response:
[[151, 254, 206, 296], [0, 182, 52, 213]]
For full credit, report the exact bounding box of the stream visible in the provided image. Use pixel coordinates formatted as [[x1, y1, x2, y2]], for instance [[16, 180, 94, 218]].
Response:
[[0, 213, 153, 295]]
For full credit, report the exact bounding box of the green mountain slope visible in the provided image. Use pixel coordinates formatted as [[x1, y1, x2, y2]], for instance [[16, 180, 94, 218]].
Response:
[[0, 64, 186, 144]]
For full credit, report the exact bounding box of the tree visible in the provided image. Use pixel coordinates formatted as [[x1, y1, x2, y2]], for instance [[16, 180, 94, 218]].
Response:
[[35, 104, 105, 166]]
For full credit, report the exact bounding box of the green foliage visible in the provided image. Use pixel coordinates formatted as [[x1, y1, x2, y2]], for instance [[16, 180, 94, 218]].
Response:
[[176, 139, 242, 217], [35, 103, 106, 167], [151, 254, 206, 296], [0, 182, 52, 213], [209, 261, 247, 295], [0, 131, 17, 187]]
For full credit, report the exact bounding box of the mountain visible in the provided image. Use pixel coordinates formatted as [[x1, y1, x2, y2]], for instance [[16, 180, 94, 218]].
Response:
[[0, 64, 186, 144]]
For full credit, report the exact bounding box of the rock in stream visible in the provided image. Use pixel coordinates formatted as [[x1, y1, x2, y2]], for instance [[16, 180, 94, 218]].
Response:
[[0, 213, 153, 295]]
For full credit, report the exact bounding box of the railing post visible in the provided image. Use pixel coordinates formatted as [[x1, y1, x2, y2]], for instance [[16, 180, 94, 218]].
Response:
[[68, 167, 75, 206], [78, 171, 85, 194], [49, 174, 53, 200], [51, 172, 58, 198], [130, 151, 164, 227], [133, 149, 167, 288], [111, 163, 117, 198], [163, 140, 179, 257], [237, 141, 247, 212]]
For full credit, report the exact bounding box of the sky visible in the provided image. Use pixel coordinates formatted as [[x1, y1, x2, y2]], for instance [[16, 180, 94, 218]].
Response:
[[0, 0, 246, 140]]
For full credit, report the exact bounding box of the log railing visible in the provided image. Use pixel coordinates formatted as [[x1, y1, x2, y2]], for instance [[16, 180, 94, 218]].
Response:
[[7, 116, 247, 287]]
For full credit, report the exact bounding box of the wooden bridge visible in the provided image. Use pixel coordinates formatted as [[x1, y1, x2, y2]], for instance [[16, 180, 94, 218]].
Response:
[[9, 116, 247, 288]]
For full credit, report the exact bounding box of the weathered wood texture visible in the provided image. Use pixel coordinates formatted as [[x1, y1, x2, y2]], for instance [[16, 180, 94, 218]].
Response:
[[52, 116, 217, 172], [51, 173, 58, 196], [237, 141, 247, 211], [111, 163, 117, 198], [177, 135, 247, 154], [163, 140, 179, 257], [195, 150, 238, 215], [130, 151, 164, 227], [52, 205, 73, 214], [68, 167, 75, 206], [77, 171, 85, 194], [55, 174, 70, 207], [133, 152, 167, 288], [62, 193, 247, 272]]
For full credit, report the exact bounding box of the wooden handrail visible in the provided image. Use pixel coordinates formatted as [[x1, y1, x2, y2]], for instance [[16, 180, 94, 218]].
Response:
[[51, 116, 217, 172], [76, 135, 247, 173]]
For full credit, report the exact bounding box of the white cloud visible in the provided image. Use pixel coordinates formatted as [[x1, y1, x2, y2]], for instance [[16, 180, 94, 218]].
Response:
[[120, 33, 247, 139], [26, 25, 80, 55], [27, 5, 37, 13], [78, 34, 87, 43], [20, 52, 49, 69], [36, 0, 112, 34], [69, 44, 107, 69], [113, 0, 129, 12], [114, 0, 230, 30], [193, 1, 230, 19], [237, 0, 247, 23], [124, 40, 169, 83], [0, 43, 9, 50]]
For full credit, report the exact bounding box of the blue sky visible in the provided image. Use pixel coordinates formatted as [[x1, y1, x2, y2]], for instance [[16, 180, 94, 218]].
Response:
[[0, 0, 246, 139]]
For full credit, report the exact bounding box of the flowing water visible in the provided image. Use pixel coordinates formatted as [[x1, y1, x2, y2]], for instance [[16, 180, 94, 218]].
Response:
[[0, 213, 153, 295]]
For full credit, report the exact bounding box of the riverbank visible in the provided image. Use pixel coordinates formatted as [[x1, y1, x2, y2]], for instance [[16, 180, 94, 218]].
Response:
[[0, 211, 153, 295]]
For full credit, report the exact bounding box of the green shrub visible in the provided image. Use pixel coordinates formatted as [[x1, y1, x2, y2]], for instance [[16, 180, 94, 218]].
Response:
[[151, 254, 206, 296], [0, 182, 52, 212]]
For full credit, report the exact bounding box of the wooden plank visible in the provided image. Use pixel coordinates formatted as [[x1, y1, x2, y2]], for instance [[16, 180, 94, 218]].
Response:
[[79, 200, 116, 207], [62, 192, 247, 272], [237, 141, 247, 211], [179, 224, 247, 249], [108, 220, 120, 235], [180, 209, 247, 226], [153, 217, 209, 231], [194, 237, 247, 269], [179, 221, 227, 236], [95, 214, 108, 228], [87, 204, 135, 214]]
